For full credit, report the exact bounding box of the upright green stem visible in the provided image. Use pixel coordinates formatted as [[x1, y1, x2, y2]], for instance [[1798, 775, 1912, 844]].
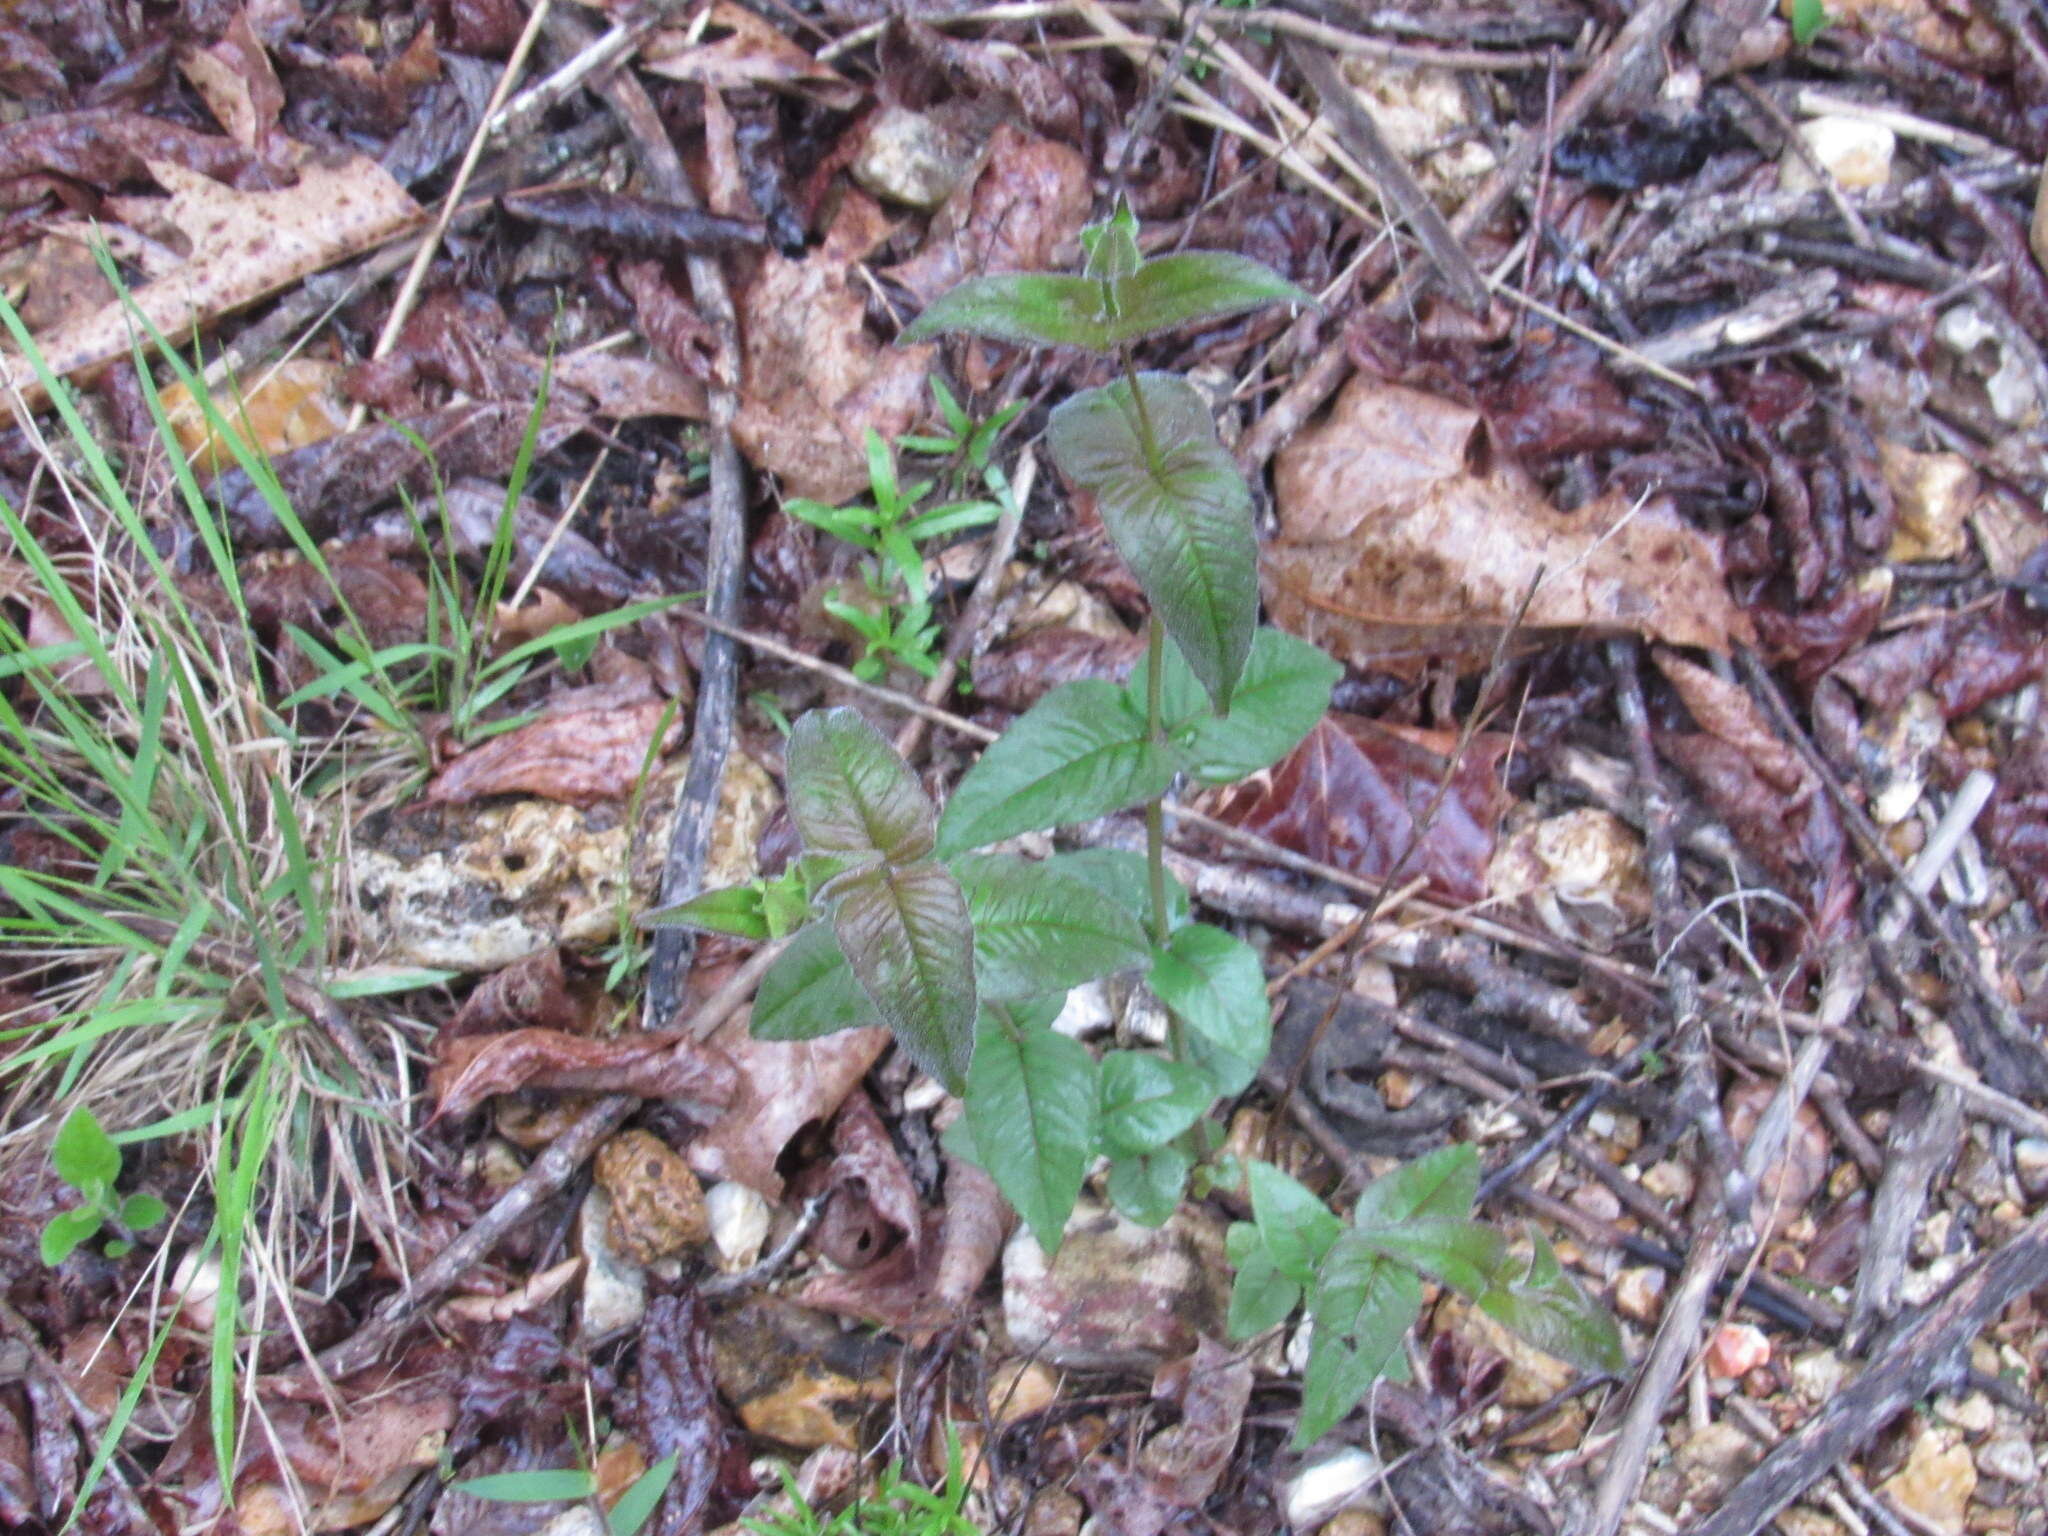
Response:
[[1120, 349, 1161, 467], [1143, 619, 1170, 949]]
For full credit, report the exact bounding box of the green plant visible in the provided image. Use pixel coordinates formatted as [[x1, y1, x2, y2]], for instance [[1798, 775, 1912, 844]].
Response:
[[651, 201, 1619, 1445], [39, 1106, 168, 1264], [743, 1438, 979, 1536], [1229, 1149, 1624, 1446], [1791, 0, 1828, 46], [451, 1452, 680, 1536], [787, 409, 1008, 683]]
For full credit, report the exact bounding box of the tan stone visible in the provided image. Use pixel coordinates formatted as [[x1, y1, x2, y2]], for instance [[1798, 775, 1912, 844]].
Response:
[[1879, 1426, 1976, 1536]]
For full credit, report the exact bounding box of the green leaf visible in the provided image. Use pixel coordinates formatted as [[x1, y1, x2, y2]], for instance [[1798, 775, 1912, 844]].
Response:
[[1097, 1051, 1211, 1156], [1047, 375, 1257, 712], [936, 680, 1178, 855], [1357, 1217, 1508, 1298], [1227, 1242, 1304, 1338], [1106, 1145, 1190, 1226], [899, 274, 1115, 351], [1147, 923, 1269, 1084], [952, 852, 1150, 1001], [751, 922, 884, 1041], [103, 1238, 133, 1258], [609, 1453, 679, 1536], [40, 1206, 102, 1266], [1042, 848, 1189, 930], [642, 883, 772, 940], [786, 706, 936, 865], [451, 1469, 597, 1503], [1248, 1161, 1342, 1285], [119, 1192, 167, 1231], [1105, 253, 1315, 345], [1476, 1228, 1628, 1375], [1297, 1234, 1423, 1446], [1353, 1143, 1480, 1229], [1792, 0, 1827, 46], [1148, 627, 1341, 784], [832, 860, 978, 1091], [52, 1105, 121, 1191], [1082, 201, 1143, 282], [965, 1001, 1099, 1254]]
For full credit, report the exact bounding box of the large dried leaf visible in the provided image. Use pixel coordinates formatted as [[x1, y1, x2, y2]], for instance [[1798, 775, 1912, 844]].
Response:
[[732, 191, 932, 501], [1266, 377, 1752, 675], [423, 701, 679, 808], [640, 0, 859, 107], [1206, 715, 1509, 903], [690, 1015, 890, 1198], [233, 1374, 455, 1535], [884, 124, 1092, 306], [1, 153, 420, 402]]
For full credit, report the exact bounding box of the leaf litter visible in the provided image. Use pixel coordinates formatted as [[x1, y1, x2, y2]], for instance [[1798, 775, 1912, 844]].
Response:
[[3, 3, 2048, 1535]]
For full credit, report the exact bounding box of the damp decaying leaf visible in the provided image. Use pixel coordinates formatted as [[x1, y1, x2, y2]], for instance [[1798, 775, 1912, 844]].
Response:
[[0, 152, 420, 401], [1204, 715, 1511, 904], [704, 1293, 900, 1450], [882, 123, 1093, 306], [732, 190, 934, 502], [632, 1292, 748, 1536], [1266, 377, 1753, 676], [424, 700, 682, 808], [688, 1011, 890, 1199], [639, 0, 859, 106], [430, 1028, 737, 1121], [1073, 1336, 1254, 1536]]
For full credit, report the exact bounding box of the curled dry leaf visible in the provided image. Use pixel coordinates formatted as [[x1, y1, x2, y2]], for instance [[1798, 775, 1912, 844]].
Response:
[[688, 1011, 891, 1199], [1205, 715, 1510, 903], [1266, 377, 1752, 676], [805, 1091, 923, 1268], [435, 1257, 584, 1327], [233, 1374, 455, 1536], [1, 152, 420, 403], [0, 107, 269, 206], [801, 1153, 1010, 1331], [424, 700, 681, 808], [178, 10, 287, 164], [441, 947, 590, 1043], [1074, 1336, 1253, 1536], [732, 190, 934, 502], [430, 1028, 737, 1121], [640, 0, 859, 108], [883, 123, 1093, 306]]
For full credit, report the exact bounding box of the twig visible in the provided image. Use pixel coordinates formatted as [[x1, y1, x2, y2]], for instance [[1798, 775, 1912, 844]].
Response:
[[699, 1191, 827, 1296], [1693, 1209, 2048, 1536]]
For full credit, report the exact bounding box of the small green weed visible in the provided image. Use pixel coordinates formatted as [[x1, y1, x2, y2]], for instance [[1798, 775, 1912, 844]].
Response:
[[451, 1453, 680, 1536], [744, 1441, 979, 1536], [38, 1107, 168, 1264], [1792, 0, 1828, 46]]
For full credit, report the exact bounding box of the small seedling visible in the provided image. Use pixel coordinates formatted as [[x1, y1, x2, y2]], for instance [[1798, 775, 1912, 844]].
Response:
[[41, 1107, 167, 1265], [650, 200, 1621, 1446], [744, 1435, 979, 1536], [787, 415, 1007, 682], [1791, 0, 1828, 46], [451, 1452, 679, 1536]]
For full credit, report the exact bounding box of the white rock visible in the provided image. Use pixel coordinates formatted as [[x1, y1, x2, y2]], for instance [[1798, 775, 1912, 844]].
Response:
[[850, 106, 978, 210], [1052, 981, 1115, 1040], [1976, 1434, 2037, 1483], [706, 1180, 771, 1271], [1284, 1448, 1381, 1530], [577, 1187, 646, 1340], [172, 1250, 222, 1332], [530, 1510, 605, 1536], [1781, 117, 1895, 193], [2013, 1138, 2048, 1198]]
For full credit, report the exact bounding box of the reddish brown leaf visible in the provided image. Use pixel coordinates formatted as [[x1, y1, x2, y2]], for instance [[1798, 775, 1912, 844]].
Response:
[[430, 1029, 737, 1121], [1075, 1337, 1253, 1536], [424, 701, 679, 807], [633, 1292, 747, 1536], [0, 108, 268, 206], [804, 1091, 922, 1269], [1986, 726, 2048, 919], [883, 123, 1092, 306], [972, 627, 1145, 712], [689, 1015, 890, 1199], [1266, 377, 1752, 675], [1205, 715, 1509, 903], [800, 1153, 1009, 1331], [440, 948, 590, 1044]]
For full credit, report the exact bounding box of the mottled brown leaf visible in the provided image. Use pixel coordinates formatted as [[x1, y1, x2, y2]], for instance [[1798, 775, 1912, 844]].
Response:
[[1267, 378, 1751, 675], [430, 1029, 736, 1121], [883, 124, 1092, 306], [688, 1013, 890, 1199], [424, 701, 679, 808], [800, 1153, 1009, 1331]]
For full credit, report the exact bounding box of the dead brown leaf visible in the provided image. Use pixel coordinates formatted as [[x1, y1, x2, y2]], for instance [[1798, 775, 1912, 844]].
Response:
[[688, 1012, 890, 1199], [1266, 377, 1752, 675], [430, 1027, 736, 1121], [160, 357, 350, 474], [801, 1154, 1009, 1332], [640, 0, 859, 108], [1, 151, 420, 403], [883, 123, 1092, 306], [1075, 1337, 1253, 1536], [732, 190, 933, 502], [178, 10, 287, 165], [233, 1374, 455, 1536], [423, 700, 680, 807]]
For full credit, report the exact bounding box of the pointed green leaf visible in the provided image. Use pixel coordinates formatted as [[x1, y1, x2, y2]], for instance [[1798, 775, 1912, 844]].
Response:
[[1353, 1143, 1480, 1229], [1082, 201, 1143, 282], [1248, 1161, 1342, 1285], [965, 1001, 1099, 1254], [1105, 253, 1315, 345], [1047, 375, 1257, 711], [52, 1106, 120, 1190], [642, 882, 772, 940], [751, 922, 884, 1041], [1098, 1050, 1211, 1156], [786, 706, 936, 864], [952, 852, 1150, 1001], [609, 1454, 679, 1536], [1146, 627, 1342, 784], [936, 680, 1178, 855], [1357, 1217, 1508, 1298], [1227, 1243, 1303, 1338], [833, 860, 978, 1091], [1148, 922, 1269, 1079], [1476, 1228, 1627, 1375], [1106, 1145, 1190, 1226], [452, 1469, 598, 1503], [1042, 848, 1189, 930], [40, 1206, 102, 1266], [1297, 1233, 1423, 1446], [899, 274, 1115, 351]]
